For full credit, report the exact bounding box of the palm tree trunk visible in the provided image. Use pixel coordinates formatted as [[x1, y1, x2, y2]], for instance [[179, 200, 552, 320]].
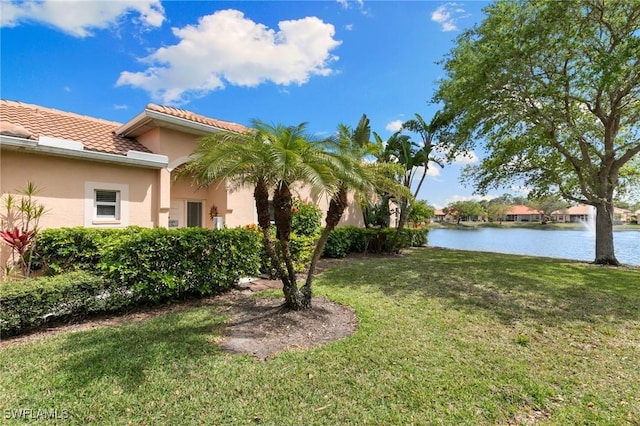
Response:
[[273, 182, 306, 309], [304, 187, 348, 292], [254, 180, 290, 288]]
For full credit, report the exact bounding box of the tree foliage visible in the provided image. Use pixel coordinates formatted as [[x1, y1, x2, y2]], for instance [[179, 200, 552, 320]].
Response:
[[435, 0, 640, 264]]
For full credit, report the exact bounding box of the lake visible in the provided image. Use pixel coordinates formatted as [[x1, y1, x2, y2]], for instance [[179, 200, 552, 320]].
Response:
[[427, 227, 640, 266]]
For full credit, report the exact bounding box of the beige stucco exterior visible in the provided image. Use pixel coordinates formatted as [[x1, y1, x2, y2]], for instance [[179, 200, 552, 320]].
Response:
[[1, 117, 363, 232]]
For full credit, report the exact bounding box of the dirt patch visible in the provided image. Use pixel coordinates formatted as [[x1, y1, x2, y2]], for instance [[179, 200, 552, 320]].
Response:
[[218, 294, 357, 360]]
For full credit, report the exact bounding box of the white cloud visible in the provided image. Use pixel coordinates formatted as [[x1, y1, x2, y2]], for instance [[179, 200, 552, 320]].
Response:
[[451, 150, 479, 165], [385, 120, 403, 132], [414, 162, 442, 178], [117, 9, 342, 105], [113, 104, 129, 110], [0, 0, 165, 37], [345, 24, 354, 31], [337, 0, 364, 9], [431, 3, 469, 32]]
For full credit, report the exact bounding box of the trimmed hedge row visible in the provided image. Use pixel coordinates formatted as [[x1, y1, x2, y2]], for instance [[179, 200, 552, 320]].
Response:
[[323, 226, 427, 258], [0, 271, 130, 337], [2, 227, 262, 336], [3, 225, 425, 336]]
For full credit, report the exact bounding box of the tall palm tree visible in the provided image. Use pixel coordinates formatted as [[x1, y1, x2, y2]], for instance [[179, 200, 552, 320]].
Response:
[[384, 111, 450, 230]]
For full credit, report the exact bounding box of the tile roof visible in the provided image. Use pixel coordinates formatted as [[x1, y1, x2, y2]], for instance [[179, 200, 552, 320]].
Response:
[[507, 205, 542, 215], [146, 104, 249, 134], [0, 100, 151, 155]]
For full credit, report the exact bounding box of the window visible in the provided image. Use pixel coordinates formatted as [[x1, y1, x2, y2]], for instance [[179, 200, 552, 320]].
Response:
[[187, 201, 203, 227], [84, 182, 129, 227], [95, 190, 119, 219]]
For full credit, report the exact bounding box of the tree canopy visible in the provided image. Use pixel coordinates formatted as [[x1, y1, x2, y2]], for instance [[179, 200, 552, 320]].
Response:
[[435, 0, 640, 265]]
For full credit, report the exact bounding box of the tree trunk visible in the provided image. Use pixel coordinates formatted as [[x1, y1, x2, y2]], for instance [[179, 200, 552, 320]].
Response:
[[594, 201, 619, 266], [273, 182, 307, 309], [397, 198, 409, 231], [304, 187, 348, 292], [254, 181, 290, 288]]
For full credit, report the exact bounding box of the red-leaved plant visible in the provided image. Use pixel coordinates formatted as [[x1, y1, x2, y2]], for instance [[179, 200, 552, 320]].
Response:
[[1, 182, 47, 280]]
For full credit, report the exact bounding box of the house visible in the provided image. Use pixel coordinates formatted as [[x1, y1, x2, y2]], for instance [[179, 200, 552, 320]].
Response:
[[505, 205, 543, 222], [0, 100, 362, 231], [551, 205, 632, 224], [551, 205, 593, 223]]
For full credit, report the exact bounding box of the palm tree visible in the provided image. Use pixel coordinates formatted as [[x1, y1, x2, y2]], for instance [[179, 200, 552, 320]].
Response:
[[182, 123, 291, 289], [303, 115, 375, 293], [183, 120, 337, 310], [260, 122, 337, 309]]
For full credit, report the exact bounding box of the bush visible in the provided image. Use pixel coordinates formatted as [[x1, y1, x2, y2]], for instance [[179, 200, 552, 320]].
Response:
[[291, 198, 322, 237], [259, 228, 317, 277], [33, 227, 112, 274], [97, 227, 261, 303], [34, 226, 262, 303], [323, 226, 428, 258], [0, 271, 128, 337]]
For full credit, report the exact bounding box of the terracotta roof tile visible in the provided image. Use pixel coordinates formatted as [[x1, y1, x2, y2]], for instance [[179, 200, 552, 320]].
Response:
[[0, 100, 151, 155], [146, 103, 249, 133]]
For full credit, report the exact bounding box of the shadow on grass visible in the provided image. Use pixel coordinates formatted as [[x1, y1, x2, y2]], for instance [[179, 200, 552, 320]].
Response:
[[320, 248, 640, 326], [54, 307, 226, 392]]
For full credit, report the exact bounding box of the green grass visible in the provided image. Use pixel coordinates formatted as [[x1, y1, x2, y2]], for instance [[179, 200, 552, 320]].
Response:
[[1, 248, 639, 425]]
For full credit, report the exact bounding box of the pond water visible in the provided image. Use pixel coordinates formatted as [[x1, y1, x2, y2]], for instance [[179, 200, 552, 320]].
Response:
[[427, 227, 640, 266]]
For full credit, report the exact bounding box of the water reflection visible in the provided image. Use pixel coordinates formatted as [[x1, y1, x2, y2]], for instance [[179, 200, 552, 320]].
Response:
[[428, 227, 639, 266]]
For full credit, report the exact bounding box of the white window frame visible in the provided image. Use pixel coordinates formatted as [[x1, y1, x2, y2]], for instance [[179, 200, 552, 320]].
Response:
[[84, 182, 129, 227], [95, 189, 120, 220]]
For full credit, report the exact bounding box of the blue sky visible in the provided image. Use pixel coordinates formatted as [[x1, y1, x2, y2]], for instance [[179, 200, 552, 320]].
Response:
[[1, 0, 518, 209]]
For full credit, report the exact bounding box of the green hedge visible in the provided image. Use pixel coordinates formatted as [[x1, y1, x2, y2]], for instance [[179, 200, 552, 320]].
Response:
[[98, 227, 261, 302], [0, 271, 129, 337], [3, 225, 424, 336], [323, 227, 427, 258]]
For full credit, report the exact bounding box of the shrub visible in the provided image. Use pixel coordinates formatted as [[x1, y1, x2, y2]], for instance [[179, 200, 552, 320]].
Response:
[[291, 198, 322, 237], [33, 227, 111, 274], [97, 227, 262, 303], [0, 271, 128, 337], [323, 227, 428, 258]]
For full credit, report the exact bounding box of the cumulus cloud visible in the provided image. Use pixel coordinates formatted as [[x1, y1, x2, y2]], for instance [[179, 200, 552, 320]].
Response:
[[385, 120, 403, 132], [116, 9, 342, 105], [431, 3, 469, 32], [0, 0, 165, 37]]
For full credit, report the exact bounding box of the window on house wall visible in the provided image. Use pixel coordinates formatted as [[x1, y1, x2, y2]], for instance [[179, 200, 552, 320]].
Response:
[[84, 182, 129, 227], [95, 190, 120, 219], [187, 201, 203, 227]]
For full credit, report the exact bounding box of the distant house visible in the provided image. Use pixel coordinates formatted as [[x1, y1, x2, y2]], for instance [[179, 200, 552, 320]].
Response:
[[551, 205, 632, 224], [0, 100, 362, 231], [505, 205, 543, 222], [551, 205, 592, 223], [433, 209, 446, 222]]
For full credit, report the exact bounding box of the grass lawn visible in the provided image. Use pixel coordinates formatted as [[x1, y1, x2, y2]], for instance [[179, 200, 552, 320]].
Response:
[[1, 248, 639, 425]]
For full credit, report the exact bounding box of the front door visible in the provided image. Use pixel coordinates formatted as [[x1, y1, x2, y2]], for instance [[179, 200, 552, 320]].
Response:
[[186, 201, 203, 227]]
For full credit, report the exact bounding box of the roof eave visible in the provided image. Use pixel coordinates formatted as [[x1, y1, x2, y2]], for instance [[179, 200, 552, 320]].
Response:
[[1, 135, 168, 169], [116, 108, 227, 138]]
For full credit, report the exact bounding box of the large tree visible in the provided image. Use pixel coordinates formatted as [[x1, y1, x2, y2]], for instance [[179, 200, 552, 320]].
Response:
[[435, 0, 640, 265]]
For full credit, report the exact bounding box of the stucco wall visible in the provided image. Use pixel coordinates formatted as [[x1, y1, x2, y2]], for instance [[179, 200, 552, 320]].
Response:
[[1, 150, 159, 229]]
